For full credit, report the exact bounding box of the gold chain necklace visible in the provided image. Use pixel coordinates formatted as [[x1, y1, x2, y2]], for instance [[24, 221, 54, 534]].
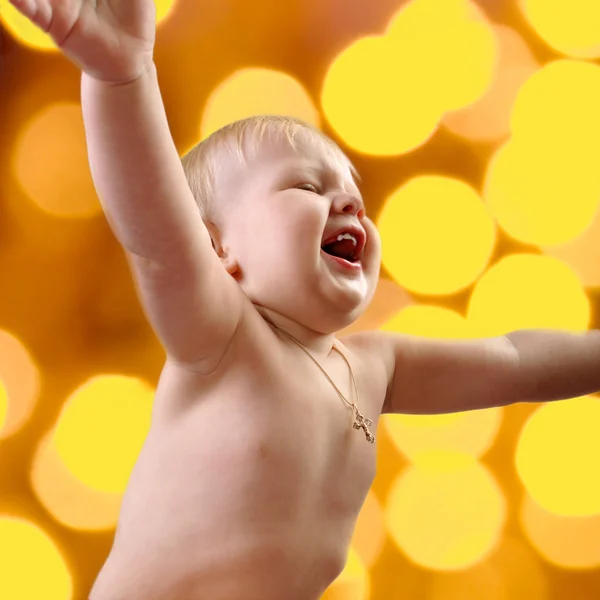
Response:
[[271, 324, 375, 443]]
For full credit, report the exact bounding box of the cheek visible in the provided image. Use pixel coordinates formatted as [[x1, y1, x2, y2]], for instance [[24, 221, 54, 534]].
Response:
[[364, 220, 381, 255], [275, 205, 323, 247]]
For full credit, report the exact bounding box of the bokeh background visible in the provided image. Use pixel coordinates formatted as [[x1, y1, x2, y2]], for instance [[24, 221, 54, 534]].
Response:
[[1, 0, 600, 598]]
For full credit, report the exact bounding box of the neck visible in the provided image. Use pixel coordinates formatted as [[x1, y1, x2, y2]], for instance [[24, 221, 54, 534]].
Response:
[[254, 305, 337, 358]]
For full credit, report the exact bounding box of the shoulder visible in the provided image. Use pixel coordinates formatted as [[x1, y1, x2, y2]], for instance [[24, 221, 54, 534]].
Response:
[[338, 330, 396, 391]]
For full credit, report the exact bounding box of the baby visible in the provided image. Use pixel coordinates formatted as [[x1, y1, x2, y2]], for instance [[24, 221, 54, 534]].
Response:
[[11, 0, 600, 599]]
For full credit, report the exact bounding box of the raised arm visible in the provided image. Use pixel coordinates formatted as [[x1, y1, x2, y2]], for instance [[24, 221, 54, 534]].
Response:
[[82, 65, 206, 262], [373, 328, 600, 415], [82, 67, 243, 370], [11, 0, 243, 371]]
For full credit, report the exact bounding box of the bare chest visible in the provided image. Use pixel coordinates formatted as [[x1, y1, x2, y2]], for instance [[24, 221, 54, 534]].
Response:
[[102, 322, 388, 599], [149, 329, 386, 511]]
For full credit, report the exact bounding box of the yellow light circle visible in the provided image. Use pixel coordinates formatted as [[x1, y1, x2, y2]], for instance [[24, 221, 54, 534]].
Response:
[[541, 207, 600, 290], [381, 304, 473, 338], [510, 60, 600, 150], [516, 397, 600, 517], [467, 253, 591, 337], [387, 0, 499, 111], [53, 375, 154, 493], [321, 35, 442, 156], [428, 537, 548, 600], [0, 329, 41, 440], [484, 140, 600, 247], [31, 431, 122, 532], [11, 102, 103, 219], [351, 491, 386, 568], [443, 25, 539, 143], [377, 176, 497, 295], [0, 0, 61, 51], [0, 517, 73, 599], [386, 455, 506, 570], [201, 68, 320, 139], [322, 547, 370, 600], [520, 494, 600, 569], [518, 0, 600, 59], [0, 0, 176, 52], [428, 562, 503, 600], [0, 381, 7, 434], [154, 0, 177, 23], [383, 407, 503, 462]]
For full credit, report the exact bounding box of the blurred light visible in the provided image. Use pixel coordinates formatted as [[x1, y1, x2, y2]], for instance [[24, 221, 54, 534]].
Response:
[[11, 102, 102, 219], [31, 431, 122, 531], [0, 329, 41, 440], [0, 381, 7, 434], [518, 0, 600, 59], [372, 425, 405, 487], [516, 396, 600, 517], [443, 25, 540, 143], [322, 35, 442, 156], [429, 561, 503, 600], [485, 61, 600, 247], [511, 60, 600, 153], [484, 141, 600, 247], [467, 254, 591, 337], [201, 68, 320, 140], [541, 205, 600, 289], [53, 375, 153, 493], [386, 455, 506, 570], [376, 176, 497, 296], [0, 516, 73, 599], [386, 0, 498, 111], [321, 547, 370, 600], [485, 538, 548, 600], [154, 0, 178, 23], [380, 304, 472, 338], [521, 493, 600, 569], [322, 0, 497, 156], [351, 491, 386, 569], [0, 0, 177, 51], [383, 407, 503, 462], [428, 537, 548, 600]]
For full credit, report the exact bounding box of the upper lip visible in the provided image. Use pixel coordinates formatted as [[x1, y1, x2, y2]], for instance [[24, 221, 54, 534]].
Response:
[[321, 223, 367, 259]]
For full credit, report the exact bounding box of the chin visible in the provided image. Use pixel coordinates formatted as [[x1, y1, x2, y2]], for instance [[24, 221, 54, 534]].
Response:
[[309, 300, 369, 334]]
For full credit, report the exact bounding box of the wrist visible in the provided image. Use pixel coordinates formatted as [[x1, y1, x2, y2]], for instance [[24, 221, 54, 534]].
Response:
[[81, 59, 156, 88]]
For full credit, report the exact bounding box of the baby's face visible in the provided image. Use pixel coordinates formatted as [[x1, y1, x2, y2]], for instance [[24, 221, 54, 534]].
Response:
[[215, 134, 381, 334]]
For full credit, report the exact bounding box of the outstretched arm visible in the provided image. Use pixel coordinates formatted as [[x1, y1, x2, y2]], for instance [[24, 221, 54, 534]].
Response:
[[373, 328, 600, 415], [10, 0, 243, 370]]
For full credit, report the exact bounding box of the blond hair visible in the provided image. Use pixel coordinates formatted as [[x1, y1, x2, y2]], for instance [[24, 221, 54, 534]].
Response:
[[181, 115, 356, 224]]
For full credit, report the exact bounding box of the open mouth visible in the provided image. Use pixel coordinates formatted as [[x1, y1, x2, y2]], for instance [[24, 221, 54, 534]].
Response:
[[320, 250, 362, 271], [320, 230, 364, 264]]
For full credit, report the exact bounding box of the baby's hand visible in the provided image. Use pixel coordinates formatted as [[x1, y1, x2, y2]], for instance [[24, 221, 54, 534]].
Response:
[[8, 0, 156, 84]]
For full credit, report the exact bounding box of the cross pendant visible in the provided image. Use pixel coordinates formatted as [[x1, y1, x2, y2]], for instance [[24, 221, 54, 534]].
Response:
[[353, 411, 375, 443]]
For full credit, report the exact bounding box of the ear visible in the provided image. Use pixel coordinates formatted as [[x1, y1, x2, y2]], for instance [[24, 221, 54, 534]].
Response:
[[204, 220, 240, 278]]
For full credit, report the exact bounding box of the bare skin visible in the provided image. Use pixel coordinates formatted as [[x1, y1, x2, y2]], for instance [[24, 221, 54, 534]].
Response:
[[9, 1, 392, 598], [87, 131, 388, 599], [10, 3, 600, 597], [89, 304, 390, 600]]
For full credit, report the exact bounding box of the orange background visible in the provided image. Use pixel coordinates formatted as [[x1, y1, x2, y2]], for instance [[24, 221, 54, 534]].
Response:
[[1, 0, 600, 598]]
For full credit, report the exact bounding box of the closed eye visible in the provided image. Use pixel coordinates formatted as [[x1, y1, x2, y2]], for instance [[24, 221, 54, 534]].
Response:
[[295, 182, 320, 194]]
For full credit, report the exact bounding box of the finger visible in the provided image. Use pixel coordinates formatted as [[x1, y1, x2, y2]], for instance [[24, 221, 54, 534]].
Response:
[[7, 0, 34, 17], [8, 0, 53, 32]]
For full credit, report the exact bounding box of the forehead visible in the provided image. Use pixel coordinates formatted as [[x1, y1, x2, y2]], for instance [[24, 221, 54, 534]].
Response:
[[246, 129, 359, 188]]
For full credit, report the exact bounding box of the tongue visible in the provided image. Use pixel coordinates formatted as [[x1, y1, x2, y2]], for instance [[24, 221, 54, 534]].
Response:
[[322, 239, 356, 260]]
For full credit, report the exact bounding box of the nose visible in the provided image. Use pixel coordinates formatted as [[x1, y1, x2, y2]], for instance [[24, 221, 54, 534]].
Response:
[[332, 193, 365, 219]]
